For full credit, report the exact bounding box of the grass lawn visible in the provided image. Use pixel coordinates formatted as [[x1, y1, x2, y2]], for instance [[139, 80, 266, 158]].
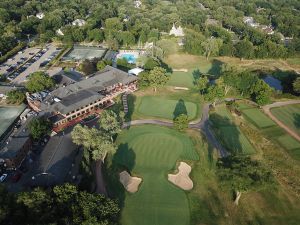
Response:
[[271, 104, 300, 136], [167, 71, 196, 88], [137, 96, 197, 120], [127, 87, 203, 121], [210, 105, 256, 154], [241, 108, 277, 129], [112, 125, 199, 225]]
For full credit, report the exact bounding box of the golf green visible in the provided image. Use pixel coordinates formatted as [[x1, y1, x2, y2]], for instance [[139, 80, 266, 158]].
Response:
[[114, 125, 199, 225], [137, 96, 198, 120]]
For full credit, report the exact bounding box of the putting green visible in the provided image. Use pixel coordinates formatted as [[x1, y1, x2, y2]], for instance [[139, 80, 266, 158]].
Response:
[[114, 125, 199, 225], [136, 96, 198, 120], [271, 104, 300, 136]]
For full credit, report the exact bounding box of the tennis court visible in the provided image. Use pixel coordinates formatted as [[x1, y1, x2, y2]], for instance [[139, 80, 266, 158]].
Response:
[[63, 45, 106, 61], [0, 105, 26, 139]]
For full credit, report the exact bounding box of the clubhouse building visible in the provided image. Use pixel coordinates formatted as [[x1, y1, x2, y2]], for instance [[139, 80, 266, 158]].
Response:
[[27, 66, 138, 131]]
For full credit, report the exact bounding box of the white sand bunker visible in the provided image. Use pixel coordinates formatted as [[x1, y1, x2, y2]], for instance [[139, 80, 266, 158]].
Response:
[[119, 171, 142, 193], [168, 162, 193, 191]]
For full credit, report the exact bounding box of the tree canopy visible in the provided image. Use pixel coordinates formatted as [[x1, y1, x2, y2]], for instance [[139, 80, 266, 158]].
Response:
[[25, 72, 55, 93]]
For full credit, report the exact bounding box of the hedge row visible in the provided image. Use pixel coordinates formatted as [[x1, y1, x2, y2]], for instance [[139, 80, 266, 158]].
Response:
[[0, 42, 27, 65]]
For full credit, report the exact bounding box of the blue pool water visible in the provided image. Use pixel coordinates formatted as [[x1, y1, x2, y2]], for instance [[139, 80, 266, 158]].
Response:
[[121, 53, 136, 64]]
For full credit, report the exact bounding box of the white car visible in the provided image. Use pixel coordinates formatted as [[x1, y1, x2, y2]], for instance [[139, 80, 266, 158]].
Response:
[[0, 174, 7, 182]]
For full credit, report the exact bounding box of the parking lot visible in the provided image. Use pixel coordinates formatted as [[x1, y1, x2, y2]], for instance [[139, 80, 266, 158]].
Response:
[[0, 44, 62, 84], [12, 44, 62, 84], [0, 47, 40, 76]]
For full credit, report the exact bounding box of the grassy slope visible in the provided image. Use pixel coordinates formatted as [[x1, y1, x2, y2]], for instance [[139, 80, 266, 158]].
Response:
[[127, 87, 203, 121], [210, 105, 256, 154], [271, 104, 300, 136], [113, 125, 198, 225]]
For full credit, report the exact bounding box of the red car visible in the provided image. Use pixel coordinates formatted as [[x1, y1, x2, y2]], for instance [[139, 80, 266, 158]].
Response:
[[11, 173, 22, 183]]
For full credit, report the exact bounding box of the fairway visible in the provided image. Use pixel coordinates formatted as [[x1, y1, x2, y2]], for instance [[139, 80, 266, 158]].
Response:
[[242, 108, 276, 128], [167, 71, 195, 88], [136, 96, 198, 120], [114, 125, 199, 225], [210, 105, 256, 154], [271, 104, 300, 136]]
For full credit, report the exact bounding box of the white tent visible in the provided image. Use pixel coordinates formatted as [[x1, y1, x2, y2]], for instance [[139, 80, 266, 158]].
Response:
[[128, 68, 144, 76]]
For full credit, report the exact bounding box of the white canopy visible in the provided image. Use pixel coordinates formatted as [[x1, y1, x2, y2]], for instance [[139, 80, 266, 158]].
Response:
[[128, 68, 144, 76]]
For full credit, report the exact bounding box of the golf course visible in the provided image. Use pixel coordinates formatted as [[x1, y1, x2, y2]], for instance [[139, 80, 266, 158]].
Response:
[[113, 125, 199, 225]]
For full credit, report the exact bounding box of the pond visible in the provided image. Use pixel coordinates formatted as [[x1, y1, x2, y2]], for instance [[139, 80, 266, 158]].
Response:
[[262, 75, 283, 91]]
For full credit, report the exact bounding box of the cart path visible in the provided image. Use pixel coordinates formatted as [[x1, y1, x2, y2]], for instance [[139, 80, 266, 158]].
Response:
[[122, 102, 228, 157], [262, 100, 300, 142]]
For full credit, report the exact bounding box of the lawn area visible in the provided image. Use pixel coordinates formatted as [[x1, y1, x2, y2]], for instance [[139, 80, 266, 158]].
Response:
[[127, 87, 203, 121], [210, 105, 256, 154], [241, 108, 277, 129], [112, 125, 199, 225], [271, 104, 300, 136], [167, 71, 195, 88]]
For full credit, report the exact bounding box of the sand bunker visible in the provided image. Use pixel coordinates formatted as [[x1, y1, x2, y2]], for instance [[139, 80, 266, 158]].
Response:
[[173, 68, 188, 72], [168, 162, 193, 191], [119, 171, 142, 193]]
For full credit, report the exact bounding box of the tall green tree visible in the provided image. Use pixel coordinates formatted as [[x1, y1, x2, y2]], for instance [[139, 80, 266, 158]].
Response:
[[293, 77, 300, 94], [195, 76, 209, 95], [217, 155, 274, 205], [235, 39, 254, 60], [173, 114, 188, 131], [6, 89, 25, 104], [28, 117, 51, 140], [147, 67, 169, 92], [26, 72, 55, 93], [98, 110, 121, 142]]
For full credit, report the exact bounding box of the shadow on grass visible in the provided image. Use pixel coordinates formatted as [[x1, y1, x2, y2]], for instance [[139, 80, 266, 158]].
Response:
[[125, 94, 136, 124], [210, 113, 242, 154], [104, 143, 136, 211], [173, 99, 187, 119], [207, 59, 224, 77], [293, 113, 300, 128]]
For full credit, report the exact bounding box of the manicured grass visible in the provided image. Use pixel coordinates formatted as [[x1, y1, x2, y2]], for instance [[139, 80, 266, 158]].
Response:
[[241, 108, 277, 129], [128, 88, 203, 121], [113, 125, 198, 225], [137, 96, 197, 120], [167, 71, 195, 88], [271, 104, 300, 136], [210, 105, 256, 154]]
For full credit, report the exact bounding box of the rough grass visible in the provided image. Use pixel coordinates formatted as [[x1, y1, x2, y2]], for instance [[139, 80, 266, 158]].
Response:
[[128, 87, 203, 121], [271, 104, 300, 136], [113, 125, 199, 225], [210, 105, 256, 154]]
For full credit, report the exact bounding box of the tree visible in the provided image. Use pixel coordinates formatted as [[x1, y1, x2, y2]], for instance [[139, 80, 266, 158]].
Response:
[[98, 110, 121, 142], [250, 79, 273, 105], [6, 89, 25, 104], [97, 59, 112, 71], [26, 72, 55, 93], [147, 67, 169, 92], [201, 37, 223, 60], [195, 76, 209, 95], [144, 57, 160, 70], [293, 77, 300, 94], [235, 39, 254, 60], [28, 117, 51, 140], [205, 85, 225, 106], [80, 59, 97, 75], [217, 155, 274, 205], [173, 114, 188, 131]]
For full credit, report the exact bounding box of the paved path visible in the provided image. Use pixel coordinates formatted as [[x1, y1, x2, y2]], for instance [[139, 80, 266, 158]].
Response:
[[95, 160, 108, 196], [263, 100, 300, 142], [122, 102, 228, 157]]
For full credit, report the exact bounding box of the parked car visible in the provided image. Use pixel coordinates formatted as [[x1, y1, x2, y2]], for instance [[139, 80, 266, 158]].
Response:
[[11, 172, 22, 183], [0, 173, 7, 182]]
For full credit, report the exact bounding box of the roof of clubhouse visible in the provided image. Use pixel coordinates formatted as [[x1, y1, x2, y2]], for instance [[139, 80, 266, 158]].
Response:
[[41, 66, 137, 115]]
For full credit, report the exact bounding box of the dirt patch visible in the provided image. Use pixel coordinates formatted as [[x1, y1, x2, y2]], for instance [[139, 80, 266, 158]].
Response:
[[168, 162, 193, 191], [119, 171, 142, 193]]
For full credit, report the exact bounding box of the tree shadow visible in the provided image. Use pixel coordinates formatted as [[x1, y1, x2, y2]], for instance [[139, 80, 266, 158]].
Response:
[[293, 113, 300, 128], [207, 59, 224, 77], [125, 94, 136, 124], [272, 69, 298, 94], [173, 99, 187, 119], [160, 60, 173, 73], [104, 143, 136, 210], [210, 113, 243, 154], [192, 69, 202, 85]]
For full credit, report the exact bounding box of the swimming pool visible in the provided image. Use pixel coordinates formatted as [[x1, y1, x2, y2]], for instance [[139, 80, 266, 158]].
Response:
[[121, 53, 137, 64]]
